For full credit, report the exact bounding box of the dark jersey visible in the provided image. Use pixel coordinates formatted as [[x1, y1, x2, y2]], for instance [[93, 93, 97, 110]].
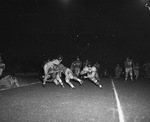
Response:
[[124, 59, 133, 68], [94, 63, 100, 69], [58, 64, 67, 74], [133, 64, 140, 70], [72, 60, 82, 68]]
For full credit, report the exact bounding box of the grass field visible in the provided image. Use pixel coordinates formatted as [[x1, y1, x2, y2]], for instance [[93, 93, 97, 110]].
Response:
[[0, 76, 150, 122]]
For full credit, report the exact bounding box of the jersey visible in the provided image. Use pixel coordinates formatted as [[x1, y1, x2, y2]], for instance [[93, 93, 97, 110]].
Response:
[[57, 64, 67, 74], [94, 63, 100, 69], [74, 60, 82, 68], [124, 59, 133, 68], [81, 66, 96, 78], [115, 66, 122, 73], [80, 66, 89, 75], [43, 59, 61, 75], [133, 64, 140, 70]]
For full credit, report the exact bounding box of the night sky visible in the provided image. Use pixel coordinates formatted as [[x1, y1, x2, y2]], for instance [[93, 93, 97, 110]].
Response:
[[1, 0, 150, 71]]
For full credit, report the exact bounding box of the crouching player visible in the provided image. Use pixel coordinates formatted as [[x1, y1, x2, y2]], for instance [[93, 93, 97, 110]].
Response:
[[80, 63, 102, 88], [57, 64, 83, 89], [42, 56, 63, 86]]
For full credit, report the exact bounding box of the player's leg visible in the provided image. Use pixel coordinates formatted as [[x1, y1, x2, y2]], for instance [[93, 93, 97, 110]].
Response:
[[116, 72, 119, 78], [68, 68, 83, 85], [65, 69, 75, 88], [76, 68, 80, 77], [91, 77, 102, 88], [9, 75, 19, 88], [43, 65, 48, 86], [0, 68, 3, 77], [73, 75, 83, 85], [65, 78, 75, 88], [43, 74, 49, 86], [118, 71, 121, 78], [53, 79, 59, 85], [14, 77, 19, 87], [134, 70, 138, 79], [137, 70, 139, 79], [129, 68, 133, 81], [125, 68, 128, 81], [95, 72, 100, 81], [56, 72, 65, 87]]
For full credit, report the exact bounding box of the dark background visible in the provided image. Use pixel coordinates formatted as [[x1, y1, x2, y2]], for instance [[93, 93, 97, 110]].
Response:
[[0, 0, 150, 72]]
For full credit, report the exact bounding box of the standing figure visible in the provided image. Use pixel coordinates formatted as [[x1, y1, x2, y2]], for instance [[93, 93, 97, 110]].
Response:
[[0, 55, 5, 77], [103, 68, 108, 77], [133, 63, 140, 80], [114, 64, 122, 79], [83, 59, 91, 67], [124, 57, 133, 82], [94, 62, 100, 70], [142, 62, 150, 79], [58, 64, 83, 89], [80, 63, 102, 88], [70, 57, 82, 77], [42, 55, 63, 86]]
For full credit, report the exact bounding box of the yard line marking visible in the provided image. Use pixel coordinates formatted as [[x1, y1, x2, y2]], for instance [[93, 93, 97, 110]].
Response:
[[0, 82, 41, 91], [19, 82, 41, 87], [111, 79, 125, 122]]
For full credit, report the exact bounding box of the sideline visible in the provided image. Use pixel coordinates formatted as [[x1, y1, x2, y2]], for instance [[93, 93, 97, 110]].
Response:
[[111, 78, 125, 122], [0, 82, 41, 92]]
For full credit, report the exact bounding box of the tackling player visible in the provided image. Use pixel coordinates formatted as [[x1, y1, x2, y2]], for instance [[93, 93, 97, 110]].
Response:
[[57, 63, 83, 89], [80, 63, 102, 88], [42, 55, 63, 86]]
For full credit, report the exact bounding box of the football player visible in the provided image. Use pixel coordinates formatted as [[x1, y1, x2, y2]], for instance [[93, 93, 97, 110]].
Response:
[[124, 57, 133, 82], [83, 59, 90, 67], [57, 63, 83, 89], [114, 64, 122, 79], [133, 63, 140, 80], [70, 56, 82, 77], [142, 62, 150, 79], [80, 63, 102, 88], [42, 55, 63, 86]]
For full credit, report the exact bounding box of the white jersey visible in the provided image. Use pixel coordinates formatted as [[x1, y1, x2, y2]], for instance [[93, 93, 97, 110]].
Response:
[[43, 59, 61, 75], [81, 66, 97, 78]]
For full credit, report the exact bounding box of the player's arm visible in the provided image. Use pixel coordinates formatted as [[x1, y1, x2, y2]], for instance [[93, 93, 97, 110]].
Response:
[[87, 71, 95, 78], [80, 68, 87, 75]]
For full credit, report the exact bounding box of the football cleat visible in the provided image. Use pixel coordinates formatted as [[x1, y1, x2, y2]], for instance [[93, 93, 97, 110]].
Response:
[[99, 85, 102, 89]]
